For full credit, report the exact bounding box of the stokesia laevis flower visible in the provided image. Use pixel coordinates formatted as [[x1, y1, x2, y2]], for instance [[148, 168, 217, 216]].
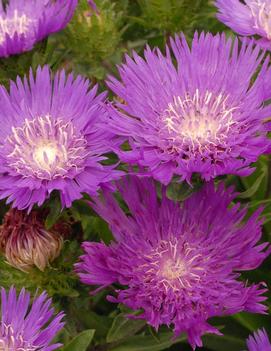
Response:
[[215, 0, 271, 49], [0, 286, 64, 350], [75, 176, 270, 349], [0, 0, 77, 58], [0, 65, 121, 211], [0, 208, 63, 272], [246, 329, 271, 351], [106, 32, 271, 184]]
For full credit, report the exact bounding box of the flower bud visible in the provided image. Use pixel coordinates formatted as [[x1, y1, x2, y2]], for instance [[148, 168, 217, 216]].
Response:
[[0, 209, 63, 272]]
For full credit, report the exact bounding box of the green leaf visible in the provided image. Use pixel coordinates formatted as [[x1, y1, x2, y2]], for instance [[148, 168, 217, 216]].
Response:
[[239, 155, 268, 200], [238, 170, 266, 199], [61, 330, 95, 351], [203, 334, 245, 351], [72, 309, 111, 340], [249, 198, 271, 208], [45, 196, 62, 229], [166, 182, 196, 201], [232, 313, 267, 332], [106, 313, 146, 343], [109, 331, 185, 351]]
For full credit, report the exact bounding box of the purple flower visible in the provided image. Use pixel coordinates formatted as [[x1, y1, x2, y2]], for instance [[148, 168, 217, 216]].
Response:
[[106, 32, 271, 184], [0, 0, 77, 58], [75, 176, 270, 350], [0, 65, 121, 210], [0, 286, 64, 350], [215, 0, 271, 49], [246, 329, 271, 351]]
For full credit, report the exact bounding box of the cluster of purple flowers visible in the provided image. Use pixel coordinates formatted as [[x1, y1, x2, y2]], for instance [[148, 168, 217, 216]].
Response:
[[0, 0, 270, 350]]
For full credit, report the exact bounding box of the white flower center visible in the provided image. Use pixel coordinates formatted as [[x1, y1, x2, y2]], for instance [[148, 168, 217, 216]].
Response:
[[161, 89, 237, 153], [0, 10, 33, 44], [159, 258, 186, 280], [33, 142, 59, 171], [138, 239, 204, 291], [6, 115, 88, 180]]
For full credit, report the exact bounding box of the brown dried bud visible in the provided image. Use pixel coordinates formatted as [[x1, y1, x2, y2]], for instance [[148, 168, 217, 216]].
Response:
[[0, 209, 63, 272]]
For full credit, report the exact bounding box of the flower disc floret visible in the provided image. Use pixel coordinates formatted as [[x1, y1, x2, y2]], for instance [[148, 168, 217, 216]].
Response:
[[6, 115, 88, 180]]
